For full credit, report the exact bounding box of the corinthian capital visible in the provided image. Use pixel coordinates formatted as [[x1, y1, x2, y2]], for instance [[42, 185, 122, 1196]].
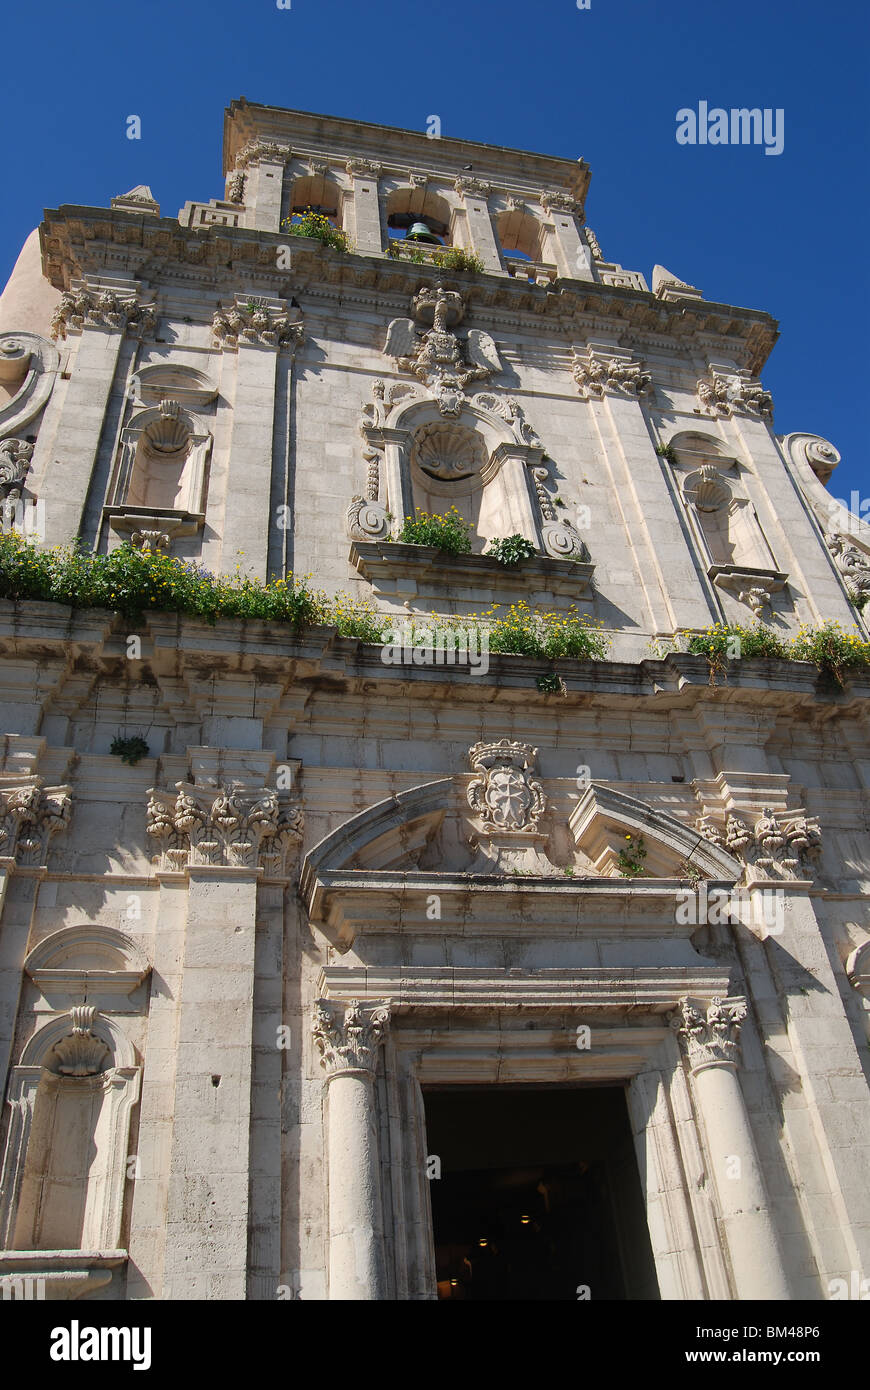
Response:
[[146, 781, 303, 876], [0, 782, 71, 868], [312, 998, 390, 1077], [671, 996, 747, 1072]]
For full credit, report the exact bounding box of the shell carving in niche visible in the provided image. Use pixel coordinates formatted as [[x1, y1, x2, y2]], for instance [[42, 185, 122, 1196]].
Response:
[[143, 400, 191, 455], [411, 422, 486, 482], [687, 465, 730, 512]]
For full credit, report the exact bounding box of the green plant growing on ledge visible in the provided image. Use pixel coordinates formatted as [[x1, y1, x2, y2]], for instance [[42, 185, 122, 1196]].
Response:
[[486, 601, 609, 661], [386, 242, 426, 264], [281, 208, 351, 253], [655, 442, 678, 464], [394, 506, 473, 555], [110, 735, 150, 765], [431, 247, 485, 274], [487, 534, 538, 566], [535, 671, 565, 695], [790, 621, 870, 687], [617, 833, 647, 878]]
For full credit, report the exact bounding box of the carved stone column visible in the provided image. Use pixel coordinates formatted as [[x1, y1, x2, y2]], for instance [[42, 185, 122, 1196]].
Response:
[[313, 998, 391, 1300], [671, 997, 791, 1300]]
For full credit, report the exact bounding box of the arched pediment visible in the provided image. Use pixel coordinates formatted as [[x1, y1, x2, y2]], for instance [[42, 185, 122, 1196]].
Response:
[[300, 779, 451, 917], [24, 926, 150, 1001], [569, 783, 742, 881]]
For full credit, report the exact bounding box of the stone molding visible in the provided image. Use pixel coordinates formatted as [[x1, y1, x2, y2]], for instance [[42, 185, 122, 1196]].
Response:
[[312, 998, 391, 1078], [146, 782, 303, 876], [234, 139, 292, 169], [539, 189, 582, 216], [0, 781, 71, 868], [670, 995, 747, 1072]]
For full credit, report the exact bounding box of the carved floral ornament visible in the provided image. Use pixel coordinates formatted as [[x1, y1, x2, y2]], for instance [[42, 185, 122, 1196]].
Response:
[[824, 532, 870, 604], [539, 189, 582, 216], [146, 782, 303, 875], [234, 139, 292, 169], [467, 740, 546, 833], [0, 782, 71, 868], [312, 998, 390, 1077], [696, 371, 773, 418], [695, 808, 822, 881], [0, 440, 34, 501], [50, 290, 156, 342], [670, 996, 747, 1072], [212, 300, 304, 351], [571, 348, 652, 400]]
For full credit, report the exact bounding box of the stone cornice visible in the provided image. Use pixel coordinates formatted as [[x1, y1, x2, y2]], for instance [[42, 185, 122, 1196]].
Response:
[[223, 100, 591, 202], [38, 210, 779, 374], [1, 602, 867, 711]]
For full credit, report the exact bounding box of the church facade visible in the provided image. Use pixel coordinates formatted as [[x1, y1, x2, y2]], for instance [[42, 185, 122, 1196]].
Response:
[[0, 99, 868, 1300]]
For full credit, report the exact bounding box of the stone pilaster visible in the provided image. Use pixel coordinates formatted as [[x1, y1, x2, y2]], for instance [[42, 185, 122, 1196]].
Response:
[[313, 998, 391, 1300], [453, 179, 502, 274], [346, 160, 384, 256], [671, 996, 791, 1299]]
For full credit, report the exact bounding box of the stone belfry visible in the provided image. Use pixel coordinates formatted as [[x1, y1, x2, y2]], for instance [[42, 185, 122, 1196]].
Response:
[[0, 98, 867, 1303]]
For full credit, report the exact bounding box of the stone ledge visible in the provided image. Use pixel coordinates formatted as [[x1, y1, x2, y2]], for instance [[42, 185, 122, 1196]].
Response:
[[349, 539, 594, 600]]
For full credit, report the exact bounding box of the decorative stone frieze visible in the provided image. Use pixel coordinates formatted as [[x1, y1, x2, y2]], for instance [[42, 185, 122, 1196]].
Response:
[[724, 807, 822, 880], [383, 282, 501, 393], [670, 996, 747, 1072], [696, 371, 773, 418], [467, 740, 546, 832], [49, 1006, 110, 1078], [50, 290, 156, 342], [824, 532, 870, 605], [571, 348, 652, 400], [454, 176, 492, 198], [0, 440, 34, 501], [312, 998, 391, 1077], [346, 158, 382, 178], [235, 139, 292, 169], [212, 299, 304, 350], [0, 782, 71, 868], [540, 189, 582, 215], [145, 782, 303, 875]]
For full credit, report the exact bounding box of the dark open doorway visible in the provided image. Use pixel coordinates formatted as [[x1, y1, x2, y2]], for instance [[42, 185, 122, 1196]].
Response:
[[423, 1085, 660, 1301]]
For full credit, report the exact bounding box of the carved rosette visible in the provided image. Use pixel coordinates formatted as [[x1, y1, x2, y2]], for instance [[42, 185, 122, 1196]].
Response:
[[146, 782, 303, 876], [212, 302, 304, 351], [0, 783, 71, 868], [724, 808, 822, 881], [312, 998, 391, 1078], [49, 1006, 110, 1078], [824, 533, 870, 604], [671, 996, 747, 1072], [467, 741, 546, 832], [50, 290, 156, 342], [696, 372, 773, 418], [572, 350, 652, 400]]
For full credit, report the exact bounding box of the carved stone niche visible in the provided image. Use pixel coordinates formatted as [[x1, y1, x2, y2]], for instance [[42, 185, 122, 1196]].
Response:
[[667, 432, 788, 619], [0, 1009, 138, 1298], [104, 388, 213, 553], [346, 378, 593, 605]]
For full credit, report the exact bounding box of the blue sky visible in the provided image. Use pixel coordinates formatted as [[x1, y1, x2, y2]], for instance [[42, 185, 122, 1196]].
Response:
[[3, 0, 866, 502]]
